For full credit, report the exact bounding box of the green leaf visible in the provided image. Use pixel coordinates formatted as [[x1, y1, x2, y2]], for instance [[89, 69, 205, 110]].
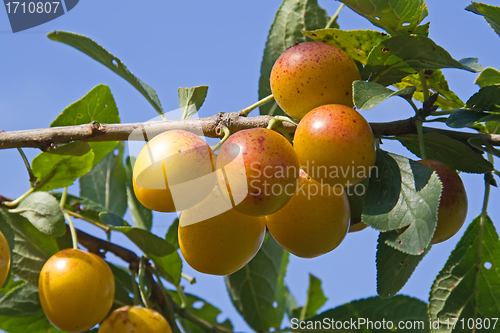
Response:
[[138, 256, 152, 301], [466, 2, 500, 38], [99, 212, 126, 227], [486, 119, 500, 134], [363, 36, 481, 86], [165, 218, 179, 249], [362, 151, 442, 255], [108, 264, 133, 308], [108, 264, 134, 294], [111, 226, 176, 257], [169, 291, 233, 333], [339, 0, 428, 36], [396, 133, 493, 173], [0, 282, 42, 316], [469, 137, 500, 158], [376, 230, 430, 298], [347, 177, 369, 226], [125, 156, 152, 231], [258, 0, 329, 116], [459, 57, 484, 72], [466, 84, 500, 111], [178, 86, 209, 119], [293, 274, 327, 320], [429, 215, 500, 331], [353, 81, 415, 110], [393, 70, 464, 110], [275, 248, 290, 325], [9, 192, 65, 237], [446, 109, 500, 129], [47, 31, 163, 116], [413, 22, 430, 36], [225, 235, 289, 331], [0, 276, 24, 298], [50, 84, 120, 166], [0, 209, 63, 285], [50, 191, 108, 223], [284, 286, 298, 321], [150, 251, 182, 287], [31, 141, 94, 191], [110, 226, 181, 286], [0, 313, 63, 333], [302, 29, 389, 64], [80, 142, 127, 218], [298, 295, 429, 332], [475, 67, 500, 87]]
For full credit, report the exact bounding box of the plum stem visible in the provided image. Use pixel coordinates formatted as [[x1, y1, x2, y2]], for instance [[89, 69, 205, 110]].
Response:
[[481, 174, 491, 222], [268, 116, 297, 142], [131, 271, 141, 306], [16, 148, 36, 186], [60, 186, 68, 209], [60, 187, 79, 249], [238, 94, 275, 117], [182, 273, 196, 284], [65, 210, 110, 233], [64, 212, 78, 250], [275, 123, 294, 143], [407, 99, 419, 114], [418, 70, 430, 103], [2, 186, 35, 208], [176, 284, 187, 309], [325, 3, 345, 29], [211, 126, 231, 151], [274, 115, 299, 126], [415, 119, 428, 159]]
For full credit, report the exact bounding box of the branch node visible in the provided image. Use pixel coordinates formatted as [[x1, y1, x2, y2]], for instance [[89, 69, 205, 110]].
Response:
[[90, 121, 103, 133]]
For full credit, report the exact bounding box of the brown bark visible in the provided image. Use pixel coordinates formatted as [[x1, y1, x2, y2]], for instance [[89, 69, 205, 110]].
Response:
[[1, 113, 499, 151]]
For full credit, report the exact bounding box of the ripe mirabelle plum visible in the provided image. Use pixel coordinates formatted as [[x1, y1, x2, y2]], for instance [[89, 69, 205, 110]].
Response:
[[270, 41, 361, 120], [133, 130, 215, 213], [266, 170, 350, 258], [179, 186, 266, 275], [98, 306, 172, 333], [0, 231, 10, 287], [39, 249, 115, 333], [216, 128, 299, 216], [418, 159, 468, 244], [294, 104, 376, 187]]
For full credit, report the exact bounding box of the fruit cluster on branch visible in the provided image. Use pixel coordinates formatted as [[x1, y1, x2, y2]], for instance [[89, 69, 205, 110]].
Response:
[[1, 114, 500, 151]]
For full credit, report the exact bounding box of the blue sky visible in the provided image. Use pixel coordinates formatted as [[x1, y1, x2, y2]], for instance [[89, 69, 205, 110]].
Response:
[[1, 1, 499, 331]]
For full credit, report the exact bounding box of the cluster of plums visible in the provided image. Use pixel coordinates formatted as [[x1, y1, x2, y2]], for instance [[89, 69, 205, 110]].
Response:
[[0, 42, 468, 333], [132, 41, 469, 276]]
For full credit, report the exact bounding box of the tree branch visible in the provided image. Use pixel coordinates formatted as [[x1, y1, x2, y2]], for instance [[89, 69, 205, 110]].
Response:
[[1, 113, 500, 151]]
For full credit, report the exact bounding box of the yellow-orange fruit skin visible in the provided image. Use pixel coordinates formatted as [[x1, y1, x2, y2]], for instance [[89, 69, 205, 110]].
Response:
[[266, 171, 350, 258], [270, 41, 361, 120], [294, 104, 376, 187], [98, 306, 172, 333], [38, 249, 115, 333], [179, 187, 266, 275], [0, 231, 10, 287], [133, 130, 215, 213], [216, 128, 299, 216], [418, 160, 468, 245]]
